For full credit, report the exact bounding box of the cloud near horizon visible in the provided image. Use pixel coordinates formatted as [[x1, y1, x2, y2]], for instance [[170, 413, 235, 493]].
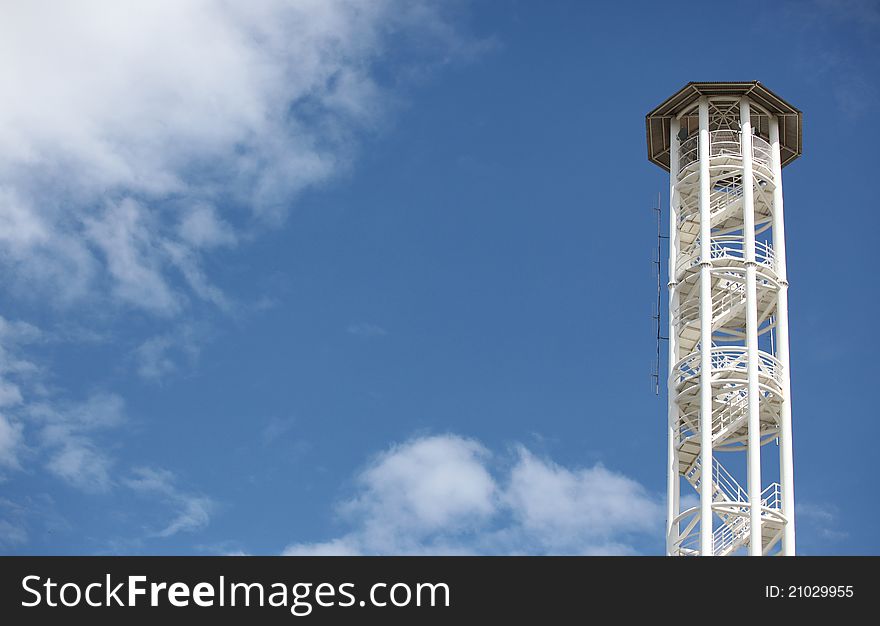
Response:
[[282, 434, 663, 556]]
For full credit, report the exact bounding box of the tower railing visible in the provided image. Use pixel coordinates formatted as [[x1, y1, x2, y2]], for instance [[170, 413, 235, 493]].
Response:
[[678, 179, 744, 225], [675, 235, 776, 277], [671, 346, 784, 392], [673, 280, 746, 328], [761, 483, 782, 510], [678, 130, 772, 175], [677, 389, 751, 443], [675, 456, 784, 556]]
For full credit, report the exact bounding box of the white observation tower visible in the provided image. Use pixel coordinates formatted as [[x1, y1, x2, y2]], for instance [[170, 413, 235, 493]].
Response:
[[646, 82, 802, 556]]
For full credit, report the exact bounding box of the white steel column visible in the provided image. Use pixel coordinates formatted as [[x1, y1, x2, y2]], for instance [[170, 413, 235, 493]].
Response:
[[697, 98, 713, 556], [739, 98, 763, 556], [770, 116, 796, 555], [666, 117, 681, 555]]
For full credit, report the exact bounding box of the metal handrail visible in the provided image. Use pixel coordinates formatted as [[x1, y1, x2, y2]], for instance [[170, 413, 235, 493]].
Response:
[[678, 130, 773, 174], [714, 515, 748, 555], [761, 483, 782, 510], [678, 180, 744, 225], [676, 235, 775, 276], [752, 135, 772, 169], [709, 130, 741, 159], [674, 480, 785, 556], [685, 457, 748, 506], [679, 134, 699, 171], [678, 390, 748, 443], [677, 529, 700, 554], [672, 346, 784, 390], [713, 459, 748, 504], [673, 280, 745, 327]]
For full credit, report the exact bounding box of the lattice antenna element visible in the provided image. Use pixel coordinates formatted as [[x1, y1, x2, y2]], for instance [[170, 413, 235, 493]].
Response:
[[653, 192, 668, 396], [646, 82, 801, 556]]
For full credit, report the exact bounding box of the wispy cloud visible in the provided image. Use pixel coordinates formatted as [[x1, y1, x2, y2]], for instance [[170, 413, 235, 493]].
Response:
[[0, 315, 130, 492], [28, 392, 127, 493], [125, 467, 215, 538], [0, 0, 459, 484], [260, 417, 299, 447], [788, 0, 880, 118], [797, 501, 848, 544], [282, 434, 663, 556], [0, 495, 69, 549], [0, 505, 29, 547], [814, 0, 880, 30], [0, 0, 459, 314], [1, 332, 218, 543], [346, 323, 388, 338], [0, 316, 43, 471], [133, 325, 204, 382], [0, 417, 23, 472], [0, 0, 474, 548]]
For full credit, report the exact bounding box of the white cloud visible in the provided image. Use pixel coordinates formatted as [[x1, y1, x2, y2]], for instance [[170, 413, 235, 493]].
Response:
[[0, 327, 219, 540], [0, 0, 447, 313], [0, 381, 24, 408], [336, 435, 497, 553], [283, 538, 362, 557], [28, 392, 127, 492], [0, 317, 42, 346], [796, 501, 848, 544], [125, 467, 216, 538], [178, 204, 237, 250], [797, 502, 836, 525], [134, 336, 178, 381], [791, 1, 880, 118], [0, 415, 23, 471], [346, 323, 388, 338], [158, 496, 215, 538], [0, 316, 42, 383], [84, 199, 180, 315], [0, 0, 472, 546], [0, 315, 44, 470], [134, 325, 203, 381], [0, 316, 132, 488], [0, 518, 29, 546], [282, 434, 663, 556], [0, 495, 70, 549], [260, 417, 298, 446], [504, 448, 660, 551], [45, 444, 115, 494]]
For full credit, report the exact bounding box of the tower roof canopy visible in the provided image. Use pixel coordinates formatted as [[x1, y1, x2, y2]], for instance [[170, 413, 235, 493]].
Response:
[[646, 81, 802, 171]]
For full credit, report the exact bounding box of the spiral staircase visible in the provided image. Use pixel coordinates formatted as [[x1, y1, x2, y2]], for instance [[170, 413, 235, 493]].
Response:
[[667, 122, 787, 556]]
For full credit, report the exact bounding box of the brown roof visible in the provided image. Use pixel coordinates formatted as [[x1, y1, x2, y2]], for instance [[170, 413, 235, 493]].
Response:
[[646, 81, 802, 171]]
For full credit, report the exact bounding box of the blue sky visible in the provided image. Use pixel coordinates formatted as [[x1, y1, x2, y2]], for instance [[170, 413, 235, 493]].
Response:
[[1, 0, 878, 556]]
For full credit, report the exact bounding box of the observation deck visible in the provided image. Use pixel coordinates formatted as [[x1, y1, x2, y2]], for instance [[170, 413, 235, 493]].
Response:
[[646, 81, 802, 171]]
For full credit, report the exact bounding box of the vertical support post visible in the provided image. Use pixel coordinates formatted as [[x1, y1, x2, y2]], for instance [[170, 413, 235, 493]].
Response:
[[770, 115, 796, 555], [666, 117, 681, 555], [740, 98, 763, 556], [697, 98, 713, 556]]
